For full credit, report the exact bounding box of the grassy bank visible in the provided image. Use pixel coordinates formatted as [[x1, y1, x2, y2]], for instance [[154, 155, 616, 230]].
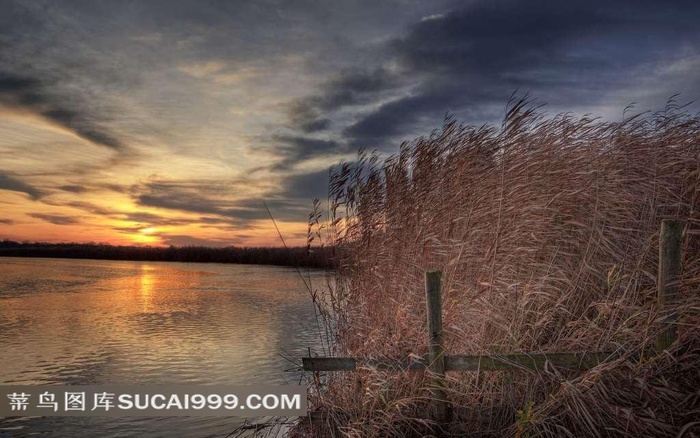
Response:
[[302, 99, 700, 437]]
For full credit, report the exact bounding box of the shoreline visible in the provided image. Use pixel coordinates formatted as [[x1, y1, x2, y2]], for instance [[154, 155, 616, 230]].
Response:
[[0, 242, 334, 269]]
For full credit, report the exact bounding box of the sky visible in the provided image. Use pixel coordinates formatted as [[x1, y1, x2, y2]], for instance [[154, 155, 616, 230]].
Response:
[[1, 0, 699, 247]]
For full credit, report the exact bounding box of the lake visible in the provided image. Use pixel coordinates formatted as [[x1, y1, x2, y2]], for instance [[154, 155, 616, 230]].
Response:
[[0, 257, 327, 437]]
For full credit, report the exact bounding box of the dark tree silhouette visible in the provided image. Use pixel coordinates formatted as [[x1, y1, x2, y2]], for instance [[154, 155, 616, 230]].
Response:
[[0, 240, 334, 269]]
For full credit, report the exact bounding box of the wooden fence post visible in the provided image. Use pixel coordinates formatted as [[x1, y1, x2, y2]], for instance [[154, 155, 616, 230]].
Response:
[[425, 270, 450, 425], [657, 219, 683, 351]]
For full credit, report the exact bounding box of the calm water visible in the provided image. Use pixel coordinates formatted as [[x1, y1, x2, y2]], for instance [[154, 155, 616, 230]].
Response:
[[0, 257, 327, 437]]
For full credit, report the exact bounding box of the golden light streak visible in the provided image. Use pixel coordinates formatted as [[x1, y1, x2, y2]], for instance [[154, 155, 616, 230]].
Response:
[[139, 265, 155, 312]]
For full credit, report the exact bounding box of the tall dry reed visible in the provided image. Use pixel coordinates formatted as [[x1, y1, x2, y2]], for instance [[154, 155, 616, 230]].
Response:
[[303, 98, 700, 437]]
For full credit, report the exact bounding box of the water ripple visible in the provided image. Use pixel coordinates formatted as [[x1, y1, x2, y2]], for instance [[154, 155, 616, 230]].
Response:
[[0, 257, 327, 437]]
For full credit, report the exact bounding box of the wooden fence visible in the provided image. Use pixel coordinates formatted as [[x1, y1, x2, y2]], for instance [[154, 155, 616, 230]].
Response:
[[302, 219, 685, 427]]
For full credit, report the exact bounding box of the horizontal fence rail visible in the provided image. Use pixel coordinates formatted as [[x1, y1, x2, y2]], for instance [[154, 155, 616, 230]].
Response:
[[302, 350, 648, 372]]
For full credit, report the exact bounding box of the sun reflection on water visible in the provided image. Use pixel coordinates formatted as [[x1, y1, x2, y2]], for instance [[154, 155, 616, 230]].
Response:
[[138, 265, 156, 312]]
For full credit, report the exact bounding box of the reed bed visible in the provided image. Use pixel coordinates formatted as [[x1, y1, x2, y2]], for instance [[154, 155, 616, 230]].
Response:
[[302, 98, 700, 437]]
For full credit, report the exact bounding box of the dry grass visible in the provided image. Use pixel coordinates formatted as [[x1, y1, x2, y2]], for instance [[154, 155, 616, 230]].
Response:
[[302, 97, 700, 437]]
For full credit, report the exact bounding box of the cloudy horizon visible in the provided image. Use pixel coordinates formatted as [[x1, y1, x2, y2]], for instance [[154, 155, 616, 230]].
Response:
[[1, 0, 698, 247]]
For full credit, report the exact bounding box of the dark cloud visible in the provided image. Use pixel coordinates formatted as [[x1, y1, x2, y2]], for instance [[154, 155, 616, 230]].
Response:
[[29, 213, 81, 225], [0, 172, 44, 200], [137, 193, 223, 217], [342, 91, 455, 147], [341, 86, 507, 147], [42, 106, 125, 150], [64, 201, 118, 216], [271, 135, 348, 170], [282, 168, 331, 200], [130, 177, 320, 225], [58, 185, 88, 193], [122, 212, 191, 227], [288, 68, 403, 133], [0, 219, 15, 225], [296, 117, 331, 134], [42, 196, 217, 229], [396, 0, 700, 78], [198, 216, 232, 225], [294, 0, 700, 149], [287, 98, 331, 134], [0, 71, 126, 150], [131, 179, 257, 222], [233, 198, 315, 222], [312, 68, 400, 111], [392, 3, 605, 76], [100, 184, 128, 194]]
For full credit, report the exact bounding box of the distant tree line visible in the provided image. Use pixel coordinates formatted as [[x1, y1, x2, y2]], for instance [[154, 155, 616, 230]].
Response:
[[0, 240, 334, 269]]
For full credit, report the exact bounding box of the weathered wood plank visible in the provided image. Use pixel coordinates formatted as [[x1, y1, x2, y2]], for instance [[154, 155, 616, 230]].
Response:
[[302, 357, 357, 371], [303, 351, 631, 372], [657, 219, 683, 351], [445, 351, 618, 371], [426, 270, 450, 424], [303, 356, 429, 371]]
